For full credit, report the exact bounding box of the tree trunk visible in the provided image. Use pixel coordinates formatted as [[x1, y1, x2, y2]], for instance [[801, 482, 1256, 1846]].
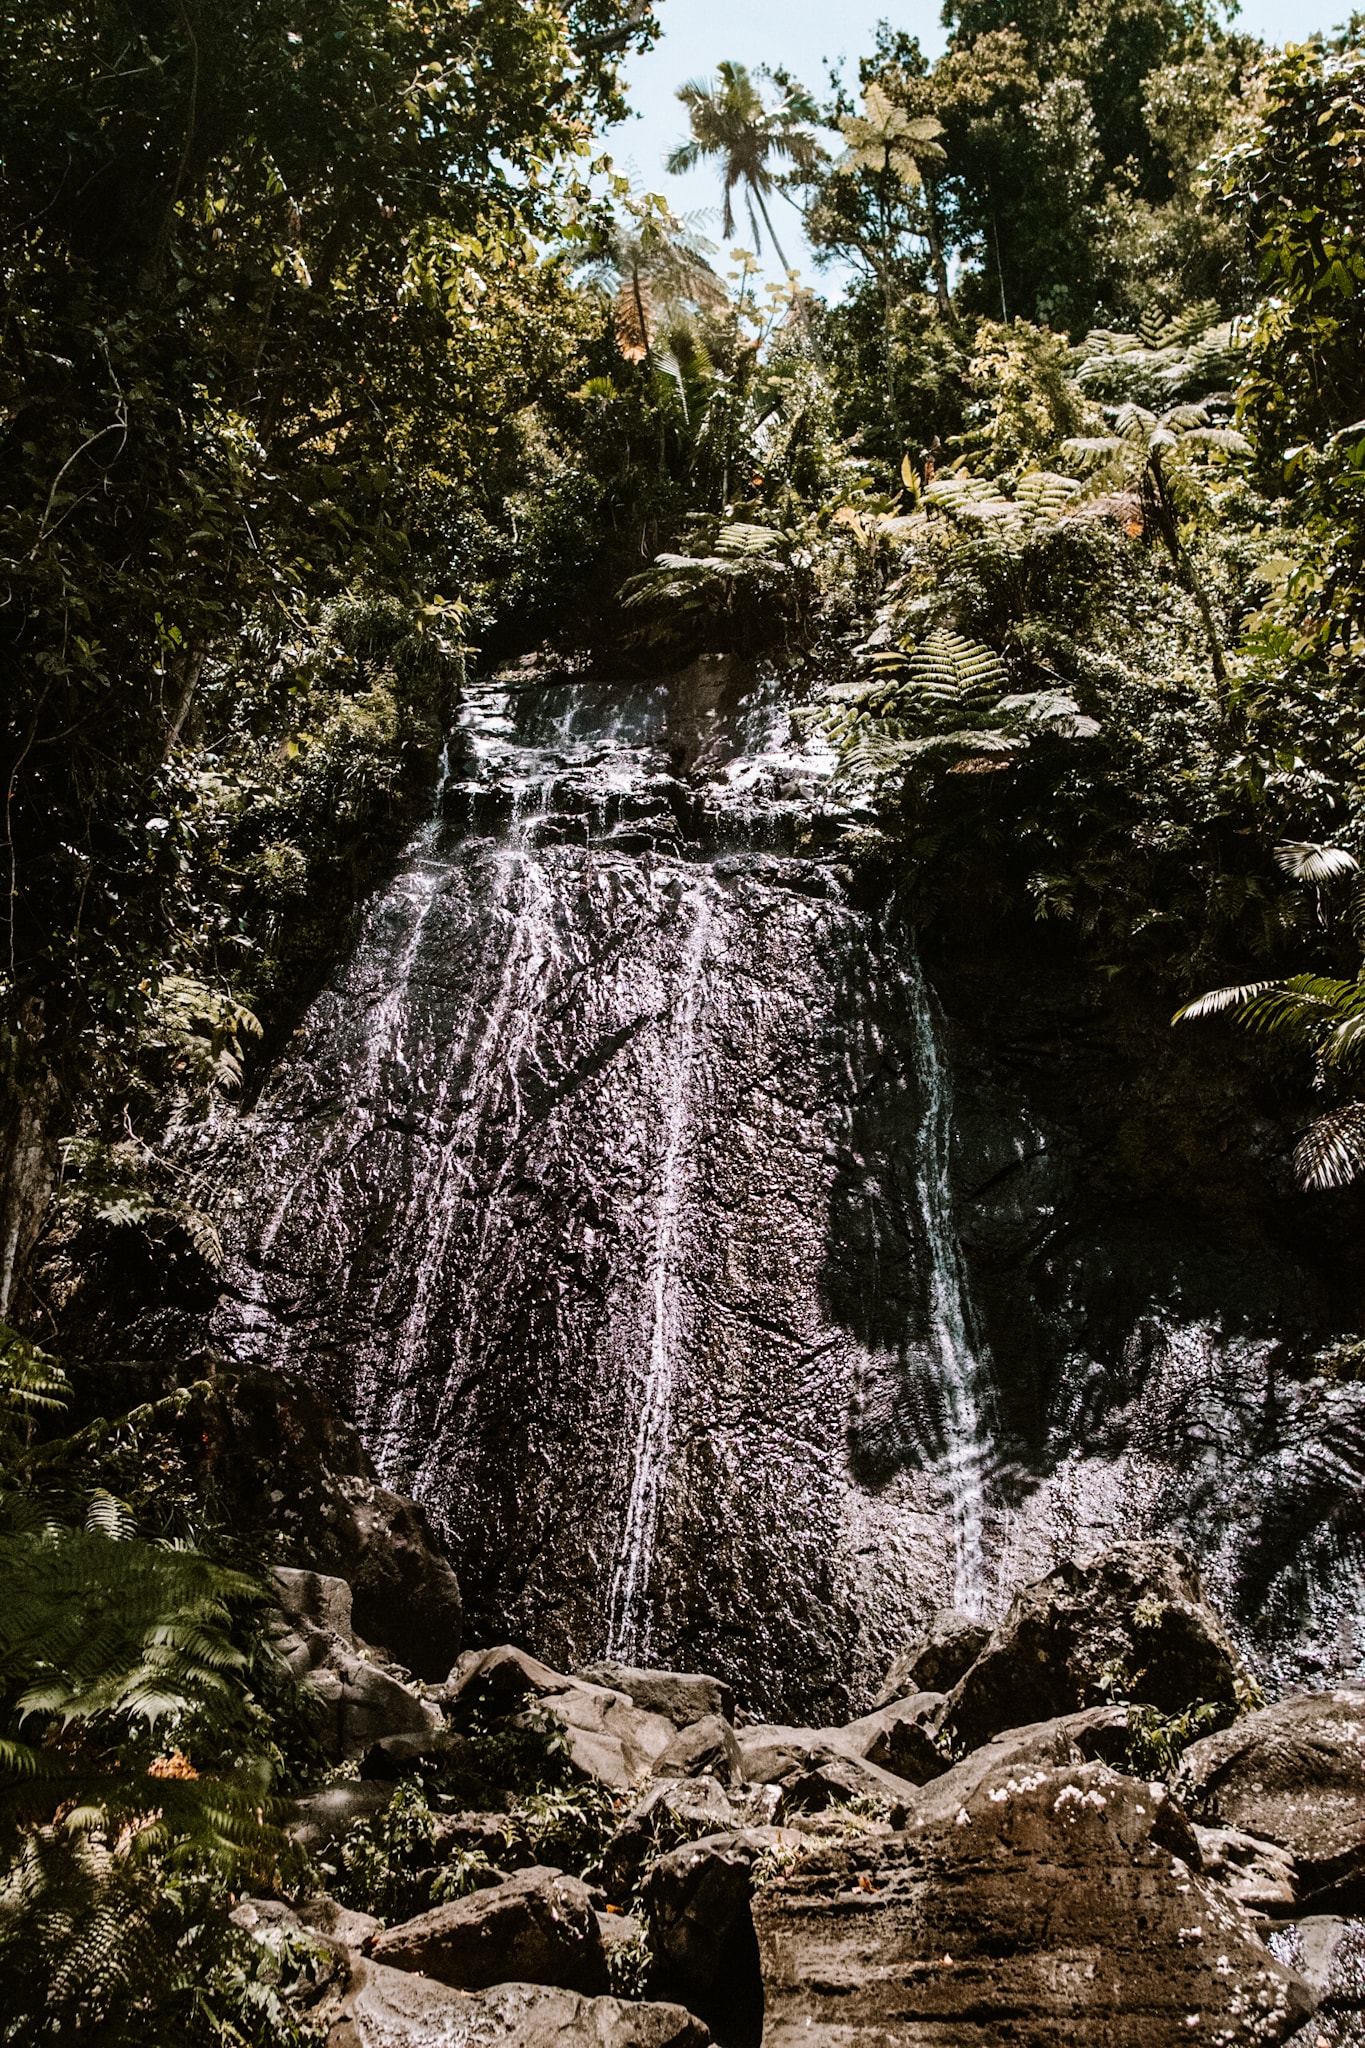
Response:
[[754, 188, 825, 370], [164, 643, 206, 758], [0, 1003, 59, 1324], [1146, 458, 1227, 687], [923, 177, 957, 324]]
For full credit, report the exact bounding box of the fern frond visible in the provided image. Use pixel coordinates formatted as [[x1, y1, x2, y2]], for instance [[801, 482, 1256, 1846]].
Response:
[[1173, 981, 1274, 1023], [1294, 1102, 1365, 1190]]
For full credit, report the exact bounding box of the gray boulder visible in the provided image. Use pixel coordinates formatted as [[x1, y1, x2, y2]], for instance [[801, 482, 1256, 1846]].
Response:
[[754, 1761, 1315, 2046], [432, 1811, 532, 1869], [1175, 1689, 1365, 1903], [302, 1648, 442, 1764], [941, 1543, 1244, 1754], [273, 1565, 444, 1763], [322, 1966, 711, 2048], [327, 1470, 463, 1682], [443, 1647, 676, 1790], [908, 1704, 1133, 1828], [1193, 1828, 1299, 1914], [650, 1716, 743, 1785], [873, 1610, 990, 1706], [733, 1723, 922, 1814], [577, 1665, 734, 1730], [275, 1566, 356, 1642], [835, 1695, 948, 1786], [371, 1865, 609, 1995], [641, 1829, 781, 2044], [598, 1780, 777, 1902]]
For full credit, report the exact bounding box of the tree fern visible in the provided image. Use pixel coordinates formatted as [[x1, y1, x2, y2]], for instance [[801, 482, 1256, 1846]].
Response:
[[824, 629, 1012, 783], [0, 1333, 304, 2041], [1177, 842, 1365, 1190]]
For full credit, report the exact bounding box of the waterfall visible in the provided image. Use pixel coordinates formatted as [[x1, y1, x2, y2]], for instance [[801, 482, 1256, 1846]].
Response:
[[605, 877, 715, 1660], [902, 944, 989, 1617], [192, 660, 1364, 1707]]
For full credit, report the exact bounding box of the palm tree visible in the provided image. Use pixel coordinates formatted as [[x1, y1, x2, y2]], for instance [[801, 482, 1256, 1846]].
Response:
[[667, 62, 825, 353], [839, 80, 953, 320], [575, 192, 726, 375], [1064, 400, 1249, 687]]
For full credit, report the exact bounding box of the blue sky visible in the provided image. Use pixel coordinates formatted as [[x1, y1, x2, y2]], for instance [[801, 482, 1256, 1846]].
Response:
[[607, 0, 1345, 284]]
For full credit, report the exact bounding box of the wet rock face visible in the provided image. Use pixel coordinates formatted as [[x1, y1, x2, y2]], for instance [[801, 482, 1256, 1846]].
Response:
[[874, 1609, 990, 1705], [1176, 1691, 1365, 1905], [753, 1763, 1316, 2047], [942, 1541, 1244, 1753], [189, 667, 1365, 1716]]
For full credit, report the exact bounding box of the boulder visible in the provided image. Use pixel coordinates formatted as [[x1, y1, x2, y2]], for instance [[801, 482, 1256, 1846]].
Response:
[[908, 1704, 1133, 1828], [371, 1865, 610, 1995], [598, 1780, 774, 1901], [1194, 1828, 1299, 1915], [272, 1560, 444, 1764], [942, 1543, 1243, 1753], [328, 1471, 463, 1683], [444, 1647, 676, 1790], [304, 1647, 443, 1763], [188, 1365, 463, 1681], [835, 1696, 948, 1786], [641, 1829, 783, 2047], [733, 1723, 921, 1814], [1269, 1913, 1365, 2024], [650, 1716, 743, 1785], [432, 1811, 534, 1870], [297, 1897, 386, 1950], [289, 1782, 394, 1853], [1175, 1690, 1365, 1904], [577, 1665, 734, 1730], [754, 1761, 1316, 2046], [873, 1610, 991, 1706], [324, 1970, 712, 2048], [276, 1566, 357, 1644]]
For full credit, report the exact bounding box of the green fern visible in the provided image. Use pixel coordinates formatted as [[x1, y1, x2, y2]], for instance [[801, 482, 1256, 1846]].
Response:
[[824, 630, 1013, 785]]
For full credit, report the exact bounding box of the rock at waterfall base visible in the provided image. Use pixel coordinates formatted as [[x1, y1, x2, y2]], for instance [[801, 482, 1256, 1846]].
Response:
[[576, 1666, 735, 1730], [370, 1865, 610, 1995], [200, 1366, 463, 1681], [442, 1647, 676, 1790], [273, 1565, 444, 1763], [873, 1610, 991, 1706], [650, 1716, 745, 1785], [1176, 1690, 1365, 1905], [941, 1541, 1244, 1753], [753, 1761, 1316, 2045], [324, 1968, 712, 2048]]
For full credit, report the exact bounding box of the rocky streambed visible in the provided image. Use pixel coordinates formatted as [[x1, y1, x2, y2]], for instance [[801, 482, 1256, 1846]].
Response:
[[244, 1510, 1365, 2048]]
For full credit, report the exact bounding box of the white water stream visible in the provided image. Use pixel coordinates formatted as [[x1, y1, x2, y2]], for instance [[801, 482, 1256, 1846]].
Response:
[[902, 946, 989, 1617], [606, 877, 717, 1659]]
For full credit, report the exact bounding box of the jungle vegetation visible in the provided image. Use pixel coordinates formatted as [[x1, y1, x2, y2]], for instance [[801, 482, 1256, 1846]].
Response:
[[1, 0, 1364, 2036]]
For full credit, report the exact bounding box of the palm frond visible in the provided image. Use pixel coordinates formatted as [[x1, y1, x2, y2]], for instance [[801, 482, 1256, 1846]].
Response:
[[1294, 1102, 1365, 1189], [1173, 981, 1275, 1023], [1275, 840, 1360, 883]]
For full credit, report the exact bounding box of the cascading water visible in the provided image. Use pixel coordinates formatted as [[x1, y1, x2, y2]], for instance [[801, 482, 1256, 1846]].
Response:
[[198, 652, 1365, 1711], [606, 877, 716, 1661], [901, 948, 988, 1618]]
